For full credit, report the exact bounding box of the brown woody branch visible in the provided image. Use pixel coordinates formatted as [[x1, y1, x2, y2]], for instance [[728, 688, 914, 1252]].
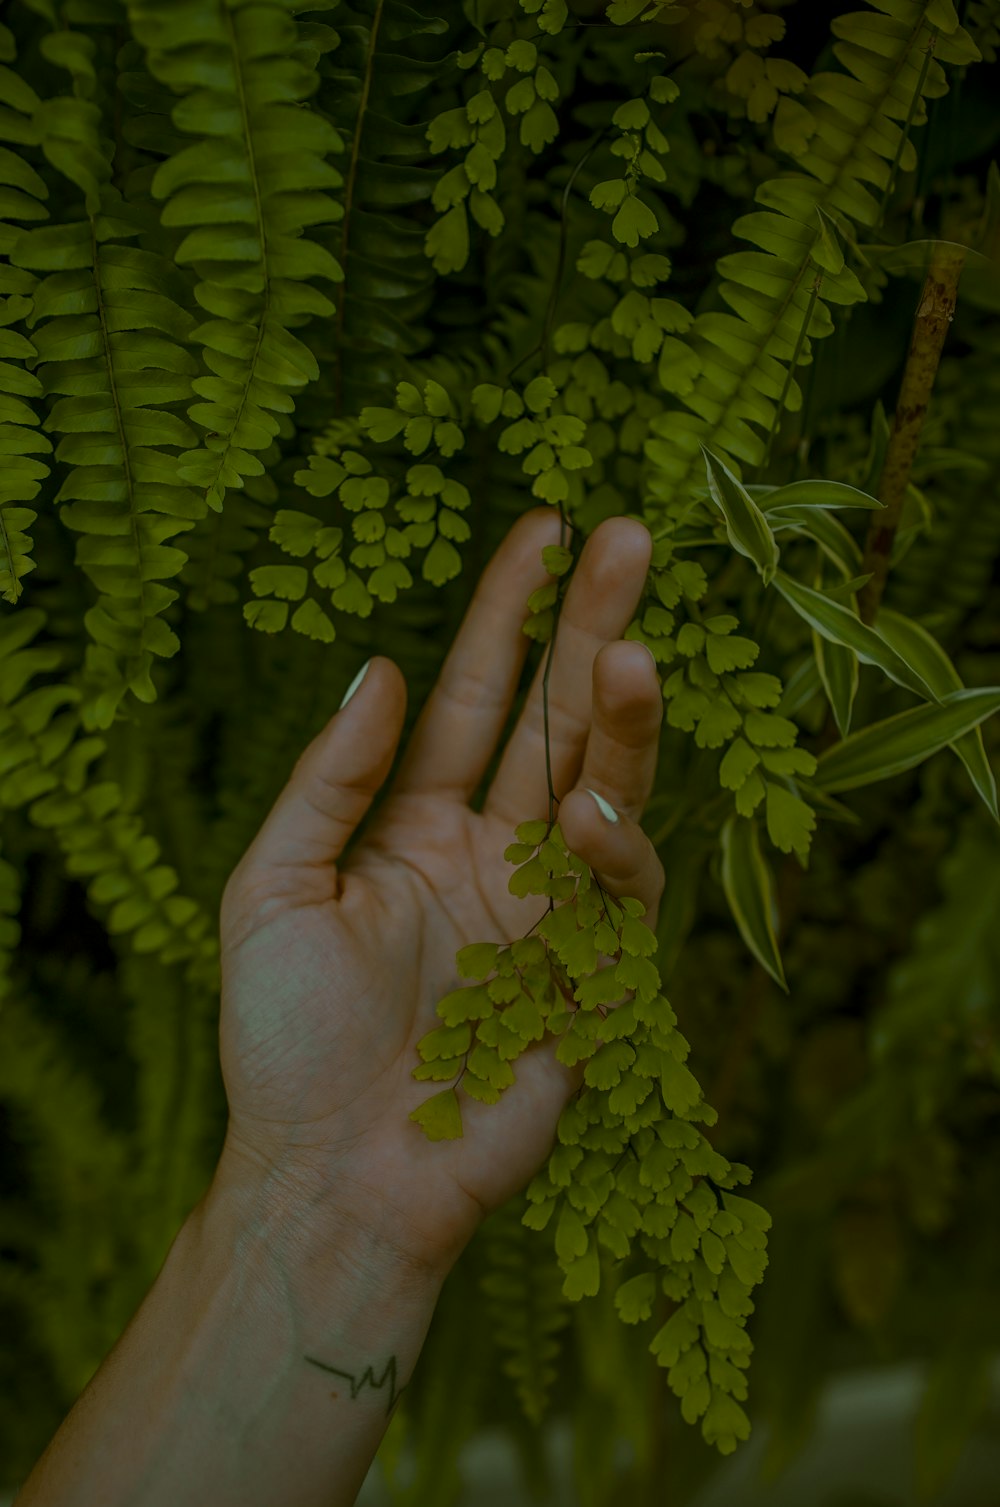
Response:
[[857, 241, 966, 624]]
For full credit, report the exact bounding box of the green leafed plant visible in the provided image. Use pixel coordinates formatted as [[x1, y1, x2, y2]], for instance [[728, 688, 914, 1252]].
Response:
[[1, 0, 999, 1499]]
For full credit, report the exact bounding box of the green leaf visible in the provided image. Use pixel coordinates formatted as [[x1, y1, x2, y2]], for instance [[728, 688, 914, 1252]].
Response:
[[702, 1389, 751, 1454], [243, 599, 289, 633], [764, 781, 815, 860], [585, 1039, 635, 1089], [702, 447, 779, 585], [771, 571, 936, 702], [611, 194, 659, 248], [660, 1053, 703, 1116], [813, 628, 859, 738], [769, 507, 863, 578], [651, 1303, 700, 1367], [249, 565, 307, 600], [423, 536, 462, 585], [719, 737, 759, 790], [813, 689, 1000, 793], [590, 178, 627, 212], [409, 1087, 464, 1141], [758, 479, 885, 511], [876, 609, 998, 822], [425, 203, 469, 274], [520, 100, 558, 153], [290, 597, 335, 643], [562, 1238, 601, 1300], [436, 983, 492, 1026], [720, 815, 787, 990], [456, 941, 499, 979], [615, 1271, 657, 1323], [523, 374, 558, 413]]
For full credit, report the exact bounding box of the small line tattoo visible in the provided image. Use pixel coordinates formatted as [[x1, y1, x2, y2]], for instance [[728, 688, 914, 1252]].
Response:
[[304, 1353, 407, 1417]]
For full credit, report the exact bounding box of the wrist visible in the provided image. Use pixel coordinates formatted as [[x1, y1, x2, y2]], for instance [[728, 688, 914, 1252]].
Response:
[[204, 1139, 452, 1306]]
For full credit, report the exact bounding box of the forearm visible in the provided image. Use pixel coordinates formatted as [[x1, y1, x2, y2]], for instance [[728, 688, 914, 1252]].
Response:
[[14, 1163, 446, 1507]]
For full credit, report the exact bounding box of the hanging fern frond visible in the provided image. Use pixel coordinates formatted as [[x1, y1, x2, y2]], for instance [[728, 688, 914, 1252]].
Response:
[[0, 983, 131, 1397], [0, 26, 53, 606], [641, 0, 981, 512], [321, 0, 450, 420], [478, 1193, 573, 1425], [6, 20, 208, 729], [126, 0, 347, 512], [11, 203, 205, 730], [0, 607, 219, 987]]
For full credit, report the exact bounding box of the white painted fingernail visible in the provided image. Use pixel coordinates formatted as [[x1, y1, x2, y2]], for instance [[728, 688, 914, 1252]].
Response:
[[584, 788, 619, 824], [338, 659, 371, 710]]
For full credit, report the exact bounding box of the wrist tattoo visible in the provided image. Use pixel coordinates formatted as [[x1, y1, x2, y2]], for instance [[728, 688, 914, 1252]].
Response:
[[304, 1353, 407, 1417]]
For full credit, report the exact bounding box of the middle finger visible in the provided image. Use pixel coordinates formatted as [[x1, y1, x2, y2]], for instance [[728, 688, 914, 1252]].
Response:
[[482, 515, 653, 830]]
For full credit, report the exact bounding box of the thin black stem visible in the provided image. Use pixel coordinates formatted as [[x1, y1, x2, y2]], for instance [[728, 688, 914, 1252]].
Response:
[[506, 125, 614, 387]]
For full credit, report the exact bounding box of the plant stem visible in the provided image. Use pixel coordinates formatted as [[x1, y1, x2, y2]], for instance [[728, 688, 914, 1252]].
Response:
[[856, 240, 966, 624]]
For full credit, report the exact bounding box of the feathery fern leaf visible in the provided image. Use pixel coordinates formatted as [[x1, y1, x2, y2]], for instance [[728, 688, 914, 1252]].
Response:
[[12, 201, 205, 729], [479, 1194, 572, 1425], [0, 607, 219, 986], [643, 0, 980, 511], [0, 981, 132, 1397], [322, 0, 449, 418], [126, 0, 346, 511], [0, 27, 53, 606], [7, 24, 208, 728]]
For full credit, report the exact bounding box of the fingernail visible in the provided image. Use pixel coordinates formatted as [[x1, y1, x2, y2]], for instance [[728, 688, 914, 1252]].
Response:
[[638, 642, 658, 672], [584, 788, 619, 824], [338, 659, 371, 711]]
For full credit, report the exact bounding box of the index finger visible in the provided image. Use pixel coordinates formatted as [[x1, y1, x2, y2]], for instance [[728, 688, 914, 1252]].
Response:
[[387, 507, 573, 805]]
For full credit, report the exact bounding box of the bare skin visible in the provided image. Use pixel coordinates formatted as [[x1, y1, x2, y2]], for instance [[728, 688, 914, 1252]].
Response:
[[14, 506, 666, 1507], [216, 505, 666, 1275]]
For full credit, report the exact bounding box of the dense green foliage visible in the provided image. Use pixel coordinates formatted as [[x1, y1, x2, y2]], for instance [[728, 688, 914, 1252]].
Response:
[[1, 0, 998, 1501]]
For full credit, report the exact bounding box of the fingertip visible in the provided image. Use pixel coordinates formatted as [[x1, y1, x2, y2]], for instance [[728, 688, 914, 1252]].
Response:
[[561, 788, 620, 853]]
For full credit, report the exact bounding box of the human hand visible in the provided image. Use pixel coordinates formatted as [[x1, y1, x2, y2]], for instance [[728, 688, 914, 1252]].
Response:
[[215, 507, 665, 1280]]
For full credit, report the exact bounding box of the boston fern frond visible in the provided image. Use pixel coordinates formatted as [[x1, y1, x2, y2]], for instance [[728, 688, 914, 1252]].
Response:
[[643, 0, 981, 512], [8, 34, 205, 731], [126, 0, 346, 513], [0, 26, 52, 607], [320, 0, 450, 419]]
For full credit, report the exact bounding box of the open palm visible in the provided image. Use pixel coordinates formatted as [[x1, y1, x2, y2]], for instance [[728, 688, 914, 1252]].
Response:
[[216, 508, 665, 1278]]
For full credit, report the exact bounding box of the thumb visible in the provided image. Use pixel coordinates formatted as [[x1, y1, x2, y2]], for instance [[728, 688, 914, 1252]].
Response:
[[235, 656, 408, 889]]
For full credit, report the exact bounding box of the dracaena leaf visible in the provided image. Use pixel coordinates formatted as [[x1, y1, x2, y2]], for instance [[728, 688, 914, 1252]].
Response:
[[771, 570, 937, 702], [720, 815, 787, 991], [813, 689, 1000, 793], [702, 446, 780, 585]]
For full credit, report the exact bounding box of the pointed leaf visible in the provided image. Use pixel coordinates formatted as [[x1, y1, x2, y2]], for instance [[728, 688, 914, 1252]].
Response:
[[759, 479, 885, 511], [813, 627, 859, 737], [702, 446, 779, 585], [771, 570, 936, 702], [409, 1087, 464, 1141], [876, 609, 998, 821], [720, 815, 787, 991], [813, 689, 1000, 793]]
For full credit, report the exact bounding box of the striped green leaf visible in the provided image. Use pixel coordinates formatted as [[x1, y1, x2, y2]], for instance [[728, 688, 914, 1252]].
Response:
[[813, 688, 1000, 793], [720, 815, 787, 991], [770, 507, 864, 577], [702, 446, 780, 586], [759, 479, 886, 511], [772, 570, 936, 702], [813, 627, 859, 736], [876, 609, 998, 821]]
